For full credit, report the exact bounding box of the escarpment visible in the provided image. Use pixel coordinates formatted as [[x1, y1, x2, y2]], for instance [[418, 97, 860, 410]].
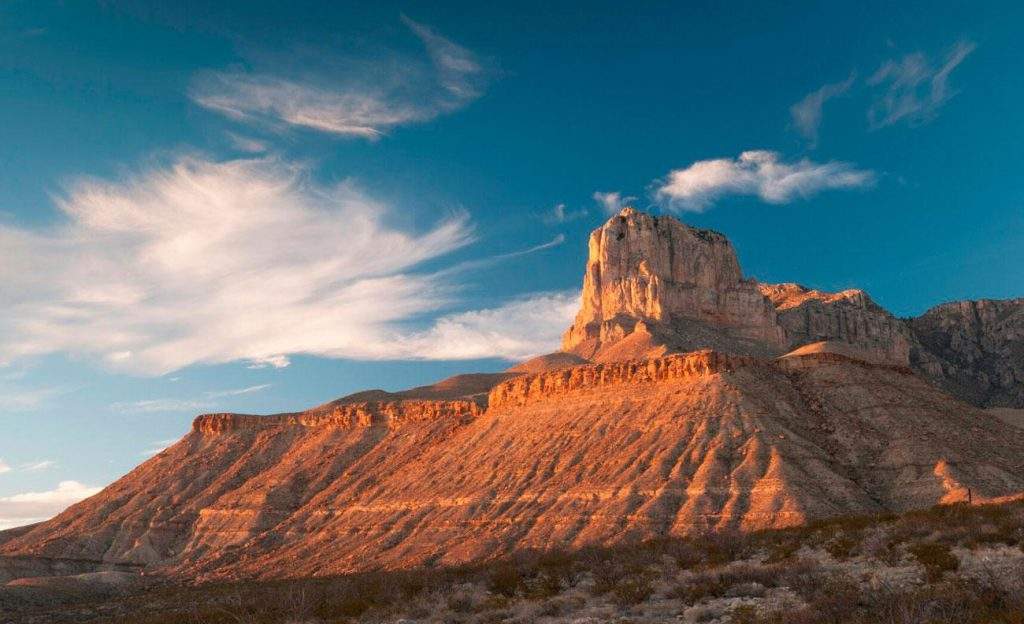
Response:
[[3, 207, 1023, 584], [489, 350, 759, 407], [193, 399, 485, 434], [557, 208, 1024, 407]]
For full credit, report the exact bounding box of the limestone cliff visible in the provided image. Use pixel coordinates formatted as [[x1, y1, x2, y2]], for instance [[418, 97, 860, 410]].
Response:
[[760, 283, 912, 366], [556, 209, 1022, 405], [561, 208, 786, 360]]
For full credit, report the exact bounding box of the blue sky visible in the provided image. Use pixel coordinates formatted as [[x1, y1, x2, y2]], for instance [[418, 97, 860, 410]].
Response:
[[1, 0, 1022, 527]]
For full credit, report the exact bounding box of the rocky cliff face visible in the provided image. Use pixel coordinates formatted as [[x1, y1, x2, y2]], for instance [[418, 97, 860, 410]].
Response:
[[910, 299, 1024, 407], [562, 208, 786, 360], [760, 283, 913, 366], [558, 209, 1022, 404]]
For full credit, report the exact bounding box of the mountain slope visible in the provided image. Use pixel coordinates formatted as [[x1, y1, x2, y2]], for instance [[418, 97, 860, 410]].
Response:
[[4, 350, 1023, 581]]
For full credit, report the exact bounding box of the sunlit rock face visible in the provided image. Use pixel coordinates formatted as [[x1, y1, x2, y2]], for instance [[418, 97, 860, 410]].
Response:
[[562, 208, 786, 361]]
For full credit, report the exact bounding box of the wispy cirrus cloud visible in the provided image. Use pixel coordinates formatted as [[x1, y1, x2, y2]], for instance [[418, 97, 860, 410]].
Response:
[[140, 438, 181, 458], [114, 384, 270, 414], [542, 203, 587, 225], [0, 480, 102, 530], [0, 459, 56, 474], [191, 16, 488, 139], [0, 154, 570, 374], [19, 460, 56, 472], [205, 384, 271, 399], [790, 73, 856, 147], [868, 40, 975, 129], [653, 150, 874, 211], [374, 291, 580, 361], [113, 398, 214, 414], [0, 155, 474, 374]]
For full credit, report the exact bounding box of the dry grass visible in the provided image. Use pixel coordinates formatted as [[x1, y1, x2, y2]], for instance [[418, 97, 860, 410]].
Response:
[[5, 500, 1024, 624]]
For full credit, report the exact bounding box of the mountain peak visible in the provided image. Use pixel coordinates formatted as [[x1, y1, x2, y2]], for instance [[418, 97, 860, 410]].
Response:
[[561, 209, 785, 360]]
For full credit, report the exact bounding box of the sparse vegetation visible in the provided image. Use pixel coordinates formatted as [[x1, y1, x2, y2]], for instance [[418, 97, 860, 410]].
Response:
[[4, 500, 1024, 624]]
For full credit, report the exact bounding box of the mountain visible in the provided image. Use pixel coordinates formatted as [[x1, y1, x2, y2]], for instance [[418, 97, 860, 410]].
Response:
[[2, 208, 1023, 584], [562, 208, 1024, 407]]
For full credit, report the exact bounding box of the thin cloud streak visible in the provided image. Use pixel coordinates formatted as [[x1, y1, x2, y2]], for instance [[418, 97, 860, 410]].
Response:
[[542, 203, 587, 225], [868, 40, 975, 129], [191, 17, 487, 138], [791, 73, 856, 146], [19, 460, 56, 472]]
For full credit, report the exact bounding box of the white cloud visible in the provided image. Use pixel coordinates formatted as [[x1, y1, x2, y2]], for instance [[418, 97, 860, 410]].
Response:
[[115, 384, 266, 414], [225, 132, 268, 154], [653, 150, 874, 211], [0, 480, 101, 530], [370, 291, 580, 361], [790, 73, 856, 146], [140, 438, 180, 457], [542, 203, 587, 225], [204, 383, 271, 398], [593, 191, 637, 214], [868, 40, 975, 129], [191, 17, 487, 138], [246, 355, 290, 369], [19, 460, 55, 472], [0, 155, 477, 375], [0, 459, 10, 474], [0, 385, 65, 411], [113, 398, 214, 414]]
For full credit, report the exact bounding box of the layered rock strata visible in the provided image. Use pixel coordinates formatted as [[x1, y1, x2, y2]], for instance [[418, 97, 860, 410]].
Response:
[[4, 350, 1023, 582]]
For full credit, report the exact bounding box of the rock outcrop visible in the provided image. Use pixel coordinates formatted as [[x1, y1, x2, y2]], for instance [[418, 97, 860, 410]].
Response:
[[557, 209, 1023, 405], [562, 208, 786, 360], [760, 283, 912, 366], [910, 299, 1024, 407]]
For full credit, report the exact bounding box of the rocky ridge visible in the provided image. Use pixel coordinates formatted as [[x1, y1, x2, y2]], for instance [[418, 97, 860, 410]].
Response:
[[561, 208, 1024, 407]]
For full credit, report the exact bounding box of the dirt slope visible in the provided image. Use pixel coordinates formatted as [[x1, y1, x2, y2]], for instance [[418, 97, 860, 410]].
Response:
[[4, 351, 1022, 581]]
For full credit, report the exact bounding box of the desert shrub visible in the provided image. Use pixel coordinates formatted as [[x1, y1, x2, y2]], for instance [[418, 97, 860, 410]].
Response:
[[729, 604, 762, 624], [824, 533, 860, 560], [446, 590, 476, 613], [610, 574, 653, 607], [908, 541, 959, 582], [669, 572, 728, 603], [534, 596, 569, 616], [486, 563, 523, 598], [694, 530, 751, 566], [588, 559, 644, 596]]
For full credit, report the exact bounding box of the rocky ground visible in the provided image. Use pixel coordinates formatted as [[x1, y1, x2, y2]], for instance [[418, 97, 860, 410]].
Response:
[[3, 500, 1023, 624]]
